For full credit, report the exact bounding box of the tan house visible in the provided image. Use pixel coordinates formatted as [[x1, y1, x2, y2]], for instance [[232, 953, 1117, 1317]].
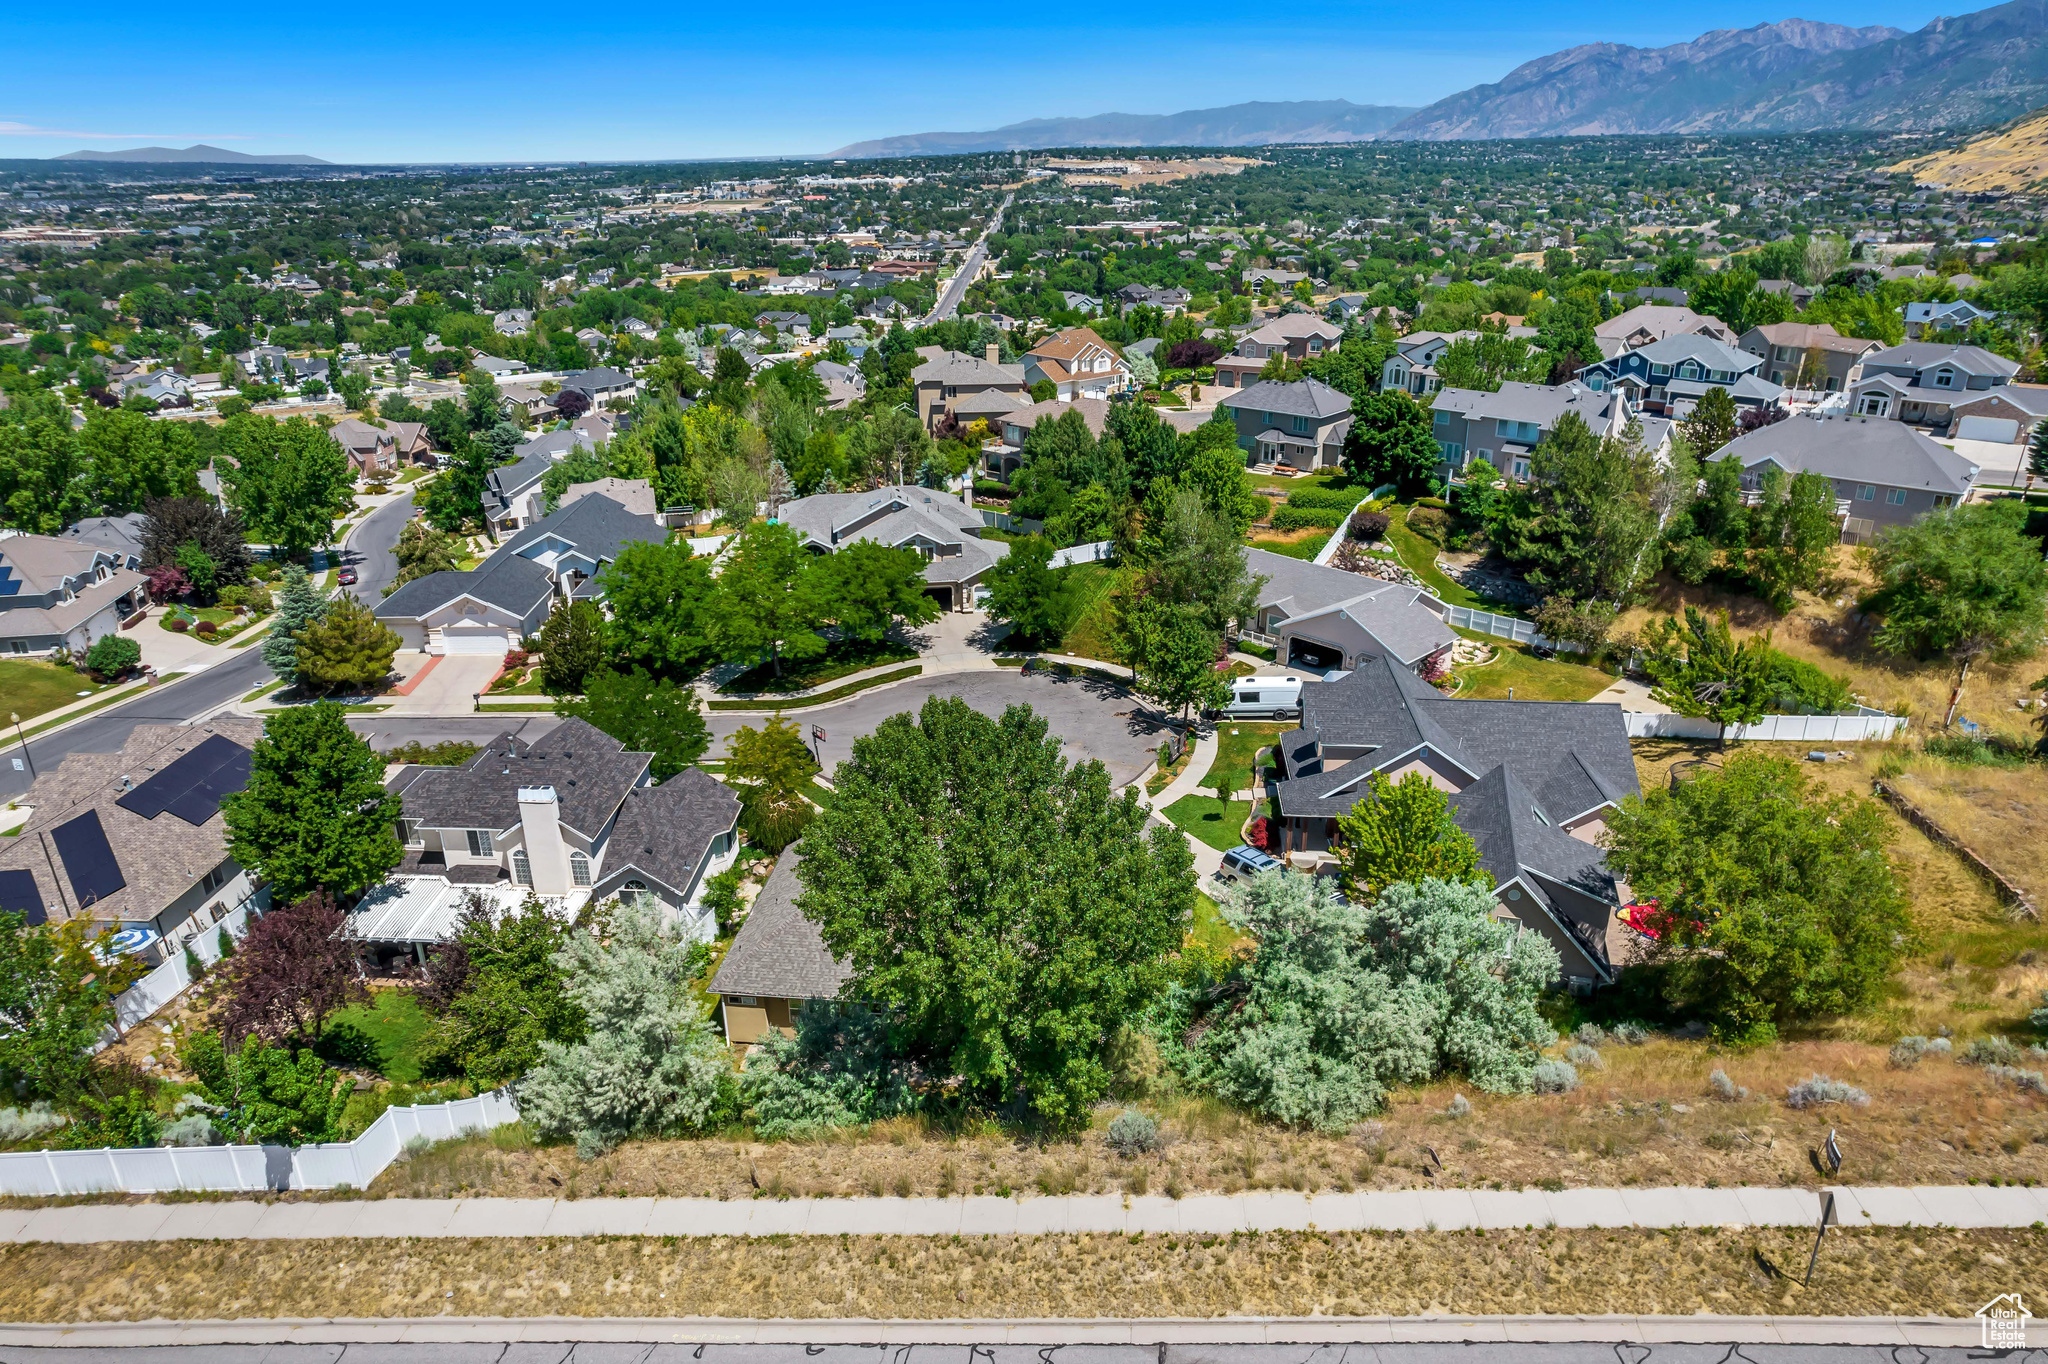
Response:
[[1213, 314, 1343, 389], [1022, 327, 1134, 401], [707, 845, 852, 1048], [1736, 322, 1881, 393], [909, 345, 1028, 431], [1593, 304, 1734, 359], [329, 418, 399, 476]]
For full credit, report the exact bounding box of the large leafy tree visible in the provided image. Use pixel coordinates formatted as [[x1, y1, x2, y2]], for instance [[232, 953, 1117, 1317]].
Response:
[[1638, 607, 1775, 747], [1343, 390, 1440, 492], [1199, 872, 1558, 1131], [1866, 499, 2048, 722], [215, 890, 368, 1044], [797, 696, 1194, 1130], [597, 538, 719, 680], [1334, 770, 1487, 903], [1602, 751, 1910, 1044], [1432, 326, 1540, 393], [711, 522, 827, 677], [537, 598, 607, 696], [140, 495, 253, 589], [1488, 412, 1666, 604], [73, 408, 206, 517], [726, 716, 818, 853], [420, 894, 586, 1088], [180, 1032, 353, 1144], [808, 539, 943, 642], [217, 415, 353, 558], [559, 666, 709, 782], [985, 534, 1084, 647], [1120, 595, 1231, 720], [0, 916, 147, 1102], [0, 392, 91, 532], [293, 593, 401, 694], [222, 701, 402, 902]]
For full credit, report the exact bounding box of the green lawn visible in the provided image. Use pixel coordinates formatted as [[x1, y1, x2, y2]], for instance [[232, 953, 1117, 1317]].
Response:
[[706, 665, 922, 712], [1057, 562, 1126, 664], [161, 605, 258, 644], [1163, 793, 1258, 851], [1249, 532, 1332, 562], [1383, 505, 1481, 607], [1189, 891, 1243, 955], [487, 666, 547, 695], [1451, 629, 1614, 702], [0, 659, 110, 725], [1208, 722, 1288, 791], [322, 990, 436, 1083], [721, 638, 918, 695]]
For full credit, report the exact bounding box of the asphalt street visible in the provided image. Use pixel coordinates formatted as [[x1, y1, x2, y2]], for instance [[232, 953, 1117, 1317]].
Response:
[[925, 193, 1011, 324], [0, 495, 417, 801]]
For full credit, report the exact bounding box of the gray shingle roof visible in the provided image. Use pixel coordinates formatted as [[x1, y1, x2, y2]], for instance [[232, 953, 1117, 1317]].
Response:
[[707, 844, 853, 1002], [494, 490, 664, 567], [1865, 342, 2018, 378], [375, 554, 553, 621], [387, 717, 651, 840], [1431, 381, 1619, 430], [1248, 549, 1456, 666], [1723, 413, 1978, 495], [597, 767, 741, 898], [1225, 377, 1353, 421]]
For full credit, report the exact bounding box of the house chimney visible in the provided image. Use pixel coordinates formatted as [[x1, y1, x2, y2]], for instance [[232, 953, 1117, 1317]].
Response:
[[516, 785, 571, 895], [986, 343, 1000, 364]]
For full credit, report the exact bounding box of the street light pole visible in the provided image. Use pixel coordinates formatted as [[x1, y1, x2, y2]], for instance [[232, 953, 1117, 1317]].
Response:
[[9, 712, 34, 781]]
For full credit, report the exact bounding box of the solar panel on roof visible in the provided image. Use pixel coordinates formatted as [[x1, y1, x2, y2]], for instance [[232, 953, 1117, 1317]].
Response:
[[115, 734, 253, 826], [0, 869, 46, 927], [49, 810, 126, 908]]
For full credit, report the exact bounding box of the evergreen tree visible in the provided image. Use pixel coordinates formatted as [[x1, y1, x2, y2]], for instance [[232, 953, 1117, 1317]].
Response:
[[537, 599, 607, 696], [1680, 386, 1737, 456], [262, 563, 327, 688], [293, 593, 401, 694]]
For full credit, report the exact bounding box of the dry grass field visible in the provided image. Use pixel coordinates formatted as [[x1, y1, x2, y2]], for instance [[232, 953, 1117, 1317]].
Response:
[[0, 1227, 2033, 1322]]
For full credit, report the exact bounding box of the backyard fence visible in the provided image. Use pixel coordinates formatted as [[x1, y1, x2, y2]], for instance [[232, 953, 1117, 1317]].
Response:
[[979, 509, 1044, 534], [0, 1089, 520, 1197], [1622, 711, 1908, 742], [1050, 540, 1115, 568], [109, 889, 268, 1033], [1439, 603, 1586, 654]]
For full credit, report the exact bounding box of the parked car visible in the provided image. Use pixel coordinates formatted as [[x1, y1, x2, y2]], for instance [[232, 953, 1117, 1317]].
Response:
[[1219, 844, 1283, 883], [336, 566, 358, 586]]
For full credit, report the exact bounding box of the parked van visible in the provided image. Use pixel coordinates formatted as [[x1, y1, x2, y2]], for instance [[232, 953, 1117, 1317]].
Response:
[[1217, 674, 1306, 719]]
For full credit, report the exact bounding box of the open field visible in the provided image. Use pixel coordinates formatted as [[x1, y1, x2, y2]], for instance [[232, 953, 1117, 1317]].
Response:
[[1886, 106, 2048, 193], [0, 1226, 2033, 1321], [1885, 753, 2048, 913]]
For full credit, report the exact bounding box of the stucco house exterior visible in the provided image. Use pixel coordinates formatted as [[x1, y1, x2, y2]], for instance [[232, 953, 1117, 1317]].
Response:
[[983, 397, 1111, 482], [1429, 380, 1638, 482], [1592, 303, 1734, 358], [1022, 327, 1134, 402], [1242, 548, 1457, 673], [778, 484, 1009, 613], [0, 533, 147, 656], [1736, 322, 1882, 393], [909, 346, 1027, 431], [1270, 656, 1640, 991], [1718, 413, 1977, 544], [1213, 314, 1344, 389], [1219, 377, 1354, 470], [1847, 343, 2022, 432], [1575, 334, 1781, 419]]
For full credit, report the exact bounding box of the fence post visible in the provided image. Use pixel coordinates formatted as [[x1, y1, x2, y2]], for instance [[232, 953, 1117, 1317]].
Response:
[[42, 1151, 60, 1197]]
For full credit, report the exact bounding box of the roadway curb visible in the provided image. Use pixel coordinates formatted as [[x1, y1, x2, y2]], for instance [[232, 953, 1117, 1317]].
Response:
[[0, 1314, 2016, 1347]]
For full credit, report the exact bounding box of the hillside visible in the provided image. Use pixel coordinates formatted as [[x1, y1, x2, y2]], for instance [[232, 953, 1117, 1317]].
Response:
[[829, 101, 1417, 158], [52, 144, 330, 165], [1384, 0, 2048, 139], [1886, 103, 2048, 191]]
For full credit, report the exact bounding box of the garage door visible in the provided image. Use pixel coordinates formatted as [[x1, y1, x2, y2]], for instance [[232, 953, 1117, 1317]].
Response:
[[439, 629, 510, 655], [1956, 415, 2019, 443]]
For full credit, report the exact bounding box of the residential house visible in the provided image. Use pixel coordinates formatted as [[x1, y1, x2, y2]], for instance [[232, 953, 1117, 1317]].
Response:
[[1591, 304, 1734, 359], [1242, 268, 1308, 290], [1116, 283, 1192, 310], [619, 317, 659, 341], [910, 346, 1028, 430], [0, 533, 147, 655], [472, 355, 530, 379], [375, 492, 663, 652], [1902, 299, 1997, 339], [707, 843, 852, 1048], [559, 477, 658, 517], [0, 721, 268, 963], [1212, 315, 1344, 390], [1379, 331, 1469, 396], [1719, 414, 1977, 544], [573, 327, 608, 355], [1575, 334, 1781, 418], [1847, 343, 2021, 430], [285, 356, 330, 386], [357, 720, 741, 951], [492, 308, 534, 336], [985, 397, 1111, 481], [558, 366, 636, 407], [1429, 381, 1638, 482], [329, 418, 400, 477], [1022, 327, 1134, 402], [1059, 292, 1101, 315], [1242, 548, 1456, 673], [1947, 384, 2048, 446], [778, 484, 1009, 613], [497, 384, 556, 423], [1736, 322, 1881, 393], [1269, 656, 1641, 990], [1219, 378, 1354, 471], [1757, 279, 1817, 309], [813, 359, 865, 410], [59, 514, 146, 568], [118, 371, 192, 409], [1622, 285, 1690, 308]]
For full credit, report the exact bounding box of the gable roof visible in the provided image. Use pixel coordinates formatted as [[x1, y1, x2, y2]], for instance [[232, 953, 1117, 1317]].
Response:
[[707, 843, 853, 1002], [1224, 377, 1353, 422], [595, 767, 741, 898], [1594, 304, 1731, 343], [1001, 396, 1111, 438], [1742, 322, 1881, 356], [1864, 342, 2019, 379], [385, 717, 651, 840], [1722, 414, 1978, 495], [495, 490, 666, 568], [1247, 549, 1456, 665], [1431, 380, 1619, 432], [911, 348, 1026, 389]]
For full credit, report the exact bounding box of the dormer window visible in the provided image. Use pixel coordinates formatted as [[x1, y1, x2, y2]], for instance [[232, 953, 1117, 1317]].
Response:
[[1933, 369, 1954, 388]]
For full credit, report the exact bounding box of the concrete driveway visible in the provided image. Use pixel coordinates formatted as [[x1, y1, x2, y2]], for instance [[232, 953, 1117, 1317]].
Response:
[[382, 653, 504, 715]]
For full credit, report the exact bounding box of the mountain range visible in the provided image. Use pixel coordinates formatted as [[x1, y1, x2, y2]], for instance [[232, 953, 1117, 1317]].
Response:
[[51, 144, 330, 165], [835, 0, 2048, 155], [827, 101, 1418, 158]]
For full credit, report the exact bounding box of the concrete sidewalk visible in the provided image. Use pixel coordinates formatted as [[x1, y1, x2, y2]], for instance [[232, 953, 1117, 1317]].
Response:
[[3, 1184, 2036, 1243]]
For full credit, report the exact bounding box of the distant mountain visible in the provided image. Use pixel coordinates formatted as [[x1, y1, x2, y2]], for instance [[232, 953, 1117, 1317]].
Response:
[[52, 144, 331, 165], [1384, 0, 2048, 139], [829, 100, 1418, 158]]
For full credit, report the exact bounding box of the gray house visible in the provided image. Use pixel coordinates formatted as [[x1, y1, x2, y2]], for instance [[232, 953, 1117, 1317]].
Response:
[[778, 484, 1009, 613], [1718, 413, 1977, 544], [1244, 548, 1456, 673], [0, 534, 147, 656], [1429, 381, 1633, 482], [1218, 377, 1354, 471], [1848, 343, 2021, 431], [1269, 655, 1640, 991]]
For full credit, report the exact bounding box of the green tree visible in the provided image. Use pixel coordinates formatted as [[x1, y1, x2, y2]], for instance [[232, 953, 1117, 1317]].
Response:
[[1433, 326, 1538, 393], [221, 701, 402, 902], [465, 372, 503, 430], [421, 894, 586, 1088], [2026, 420, 2048, 497], [0, 393, 91, 532], [1602, 751, 1910, 1044], [0, 916, 147, 1102], [844, 406, 934, 486], [262, 563, 327, 688], [519, 901, 732, 1158], [1199, 872, 1558, 1130], [727, 716, 818, 852], [1866, 500, 2048, 722], [1680, 386, 1737, 456], [180, 1033, 352, 1144], [797, 696, 1193, 1130], [419, 433, 494, 536], [1488, 413, 1665, 604], [82, 633, 141, 680], [537, 599, 607, 696], [559, 667, 709, 782], [391, 518, 464, 588], [293, 593, 400, 694], [217, 416, 353, 558], [1743, 468, 1840, 609], [808, 540, 942, 642], [1639, 607, 1774, 746], [1121, 596, 1231, 720], [985, 535, 1084, 646], [596, 537, 719, 680], [711, 522, 826, 677], [1333, 770, 1486, 903], [1344, 390, 1440, 492]]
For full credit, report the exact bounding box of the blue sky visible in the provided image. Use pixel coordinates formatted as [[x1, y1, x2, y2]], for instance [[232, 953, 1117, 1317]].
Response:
[[0, 0, 1956, 164]]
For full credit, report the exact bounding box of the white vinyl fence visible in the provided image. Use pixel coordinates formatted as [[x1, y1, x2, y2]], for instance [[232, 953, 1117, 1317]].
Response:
[[110, 890, 267, 1033], [1623, 711, 1908, 742], [0, 1089, 519, 1196], [1440, 603, 1587, 654], [1050, 539, 1115, 568]]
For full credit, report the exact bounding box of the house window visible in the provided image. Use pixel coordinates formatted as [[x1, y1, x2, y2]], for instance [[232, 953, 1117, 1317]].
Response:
[[399, 819, 422, 848], [622, 878, 654, 910], [1886, 488, 1908, 506], [1933, 369, 1954, 388], [1291, 415, 1310, 434], [1649, 364, 1671, 378], [1585, 374, 1604, 391], [1934, 495, 1955, 508], [1439, 442, 1464, 464], [1858, 485, 1877, 501], [466, 828, 494, 857], [571, 851, 592, 887], [512, 849, 532, 886]]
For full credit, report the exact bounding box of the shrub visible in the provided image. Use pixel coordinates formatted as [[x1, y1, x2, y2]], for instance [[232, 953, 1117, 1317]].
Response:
[[1105, 1109, 1163, 1157], [1574, 1023, 1609, 1047], [1608, 1022, 1649, 1046], [1564, 1042, 1604, 1070], [1785, 1074, 1870, 1109], [1282, 487, 1367, 510], [1962, 1035, 2025, 1067], [168, 616, 190, 632], [195, 619, 218, 637], [1244, 815, 1272, 851], [1271, 505, 1347, 532], [2035, 990, 2048, 1035], [83, 633, 142, 679], [1985, 1064, 2048, 1095], [1531, 1059, 1580, 1093], [502, 648, 531, 671], [1708, 1068, 1743, 1101], [1349, 509, 1390, 541], [0, 1102, 68, 1144], [313, 1021, 381, 1070], [738, 1002, 915, 1141], [1890, 1035, 1934, 1067], [1406, 505, 1450, 545], [1444, 1093, 1472, 1118], [160, 1094, 221, 1147]]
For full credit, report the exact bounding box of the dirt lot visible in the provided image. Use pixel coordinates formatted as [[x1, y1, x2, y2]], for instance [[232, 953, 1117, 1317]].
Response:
[[1, 1227, 2033, 1321]]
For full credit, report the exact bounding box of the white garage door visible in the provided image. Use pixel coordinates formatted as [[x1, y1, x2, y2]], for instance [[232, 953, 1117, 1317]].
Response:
[[1956, 415, 2019, 444], [439, 629, 510, 655]]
